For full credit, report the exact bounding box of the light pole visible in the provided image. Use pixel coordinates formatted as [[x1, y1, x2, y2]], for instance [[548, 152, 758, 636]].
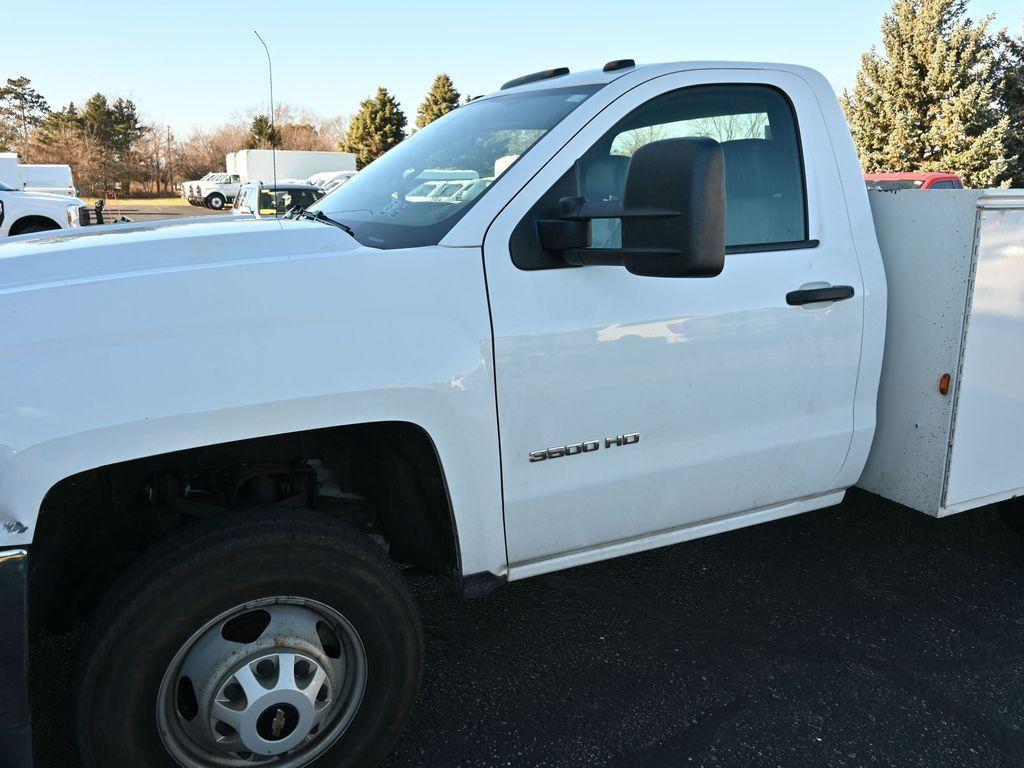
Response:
[[253, 30, 277, 189]]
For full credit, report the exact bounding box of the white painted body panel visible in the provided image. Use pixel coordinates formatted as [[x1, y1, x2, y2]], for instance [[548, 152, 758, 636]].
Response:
[[944, 200, 1024, 511], [482, 67, 877, 567], [859, 191, 1024, 517], [0, 218, 504, 574]]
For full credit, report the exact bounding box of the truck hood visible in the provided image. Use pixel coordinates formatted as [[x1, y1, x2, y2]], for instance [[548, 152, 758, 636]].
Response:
[[0, 216, 358, 294], [11, 189, 85, 206]]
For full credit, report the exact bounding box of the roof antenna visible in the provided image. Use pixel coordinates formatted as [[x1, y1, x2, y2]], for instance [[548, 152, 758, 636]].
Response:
[[253, 30, 277, 190]]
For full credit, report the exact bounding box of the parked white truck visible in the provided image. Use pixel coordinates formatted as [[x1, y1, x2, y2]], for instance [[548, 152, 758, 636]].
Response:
[[0, 178, 88, 236], [2, 60, 1023, 768], [182, 172, 243, 209]]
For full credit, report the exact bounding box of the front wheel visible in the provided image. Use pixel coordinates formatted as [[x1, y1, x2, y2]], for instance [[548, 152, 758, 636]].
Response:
[[205, 193, 225, 210], [76, 510, 423, 768]]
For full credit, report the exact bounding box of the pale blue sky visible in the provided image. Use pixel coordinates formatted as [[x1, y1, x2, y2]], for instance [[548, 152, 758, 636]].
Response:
[[3, 0, 1022, 134]]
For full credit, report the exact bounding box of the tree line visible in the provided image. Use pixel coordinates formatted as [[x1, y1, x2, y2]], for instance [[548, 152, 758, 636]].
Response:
[[4, 2, 1022, 196], [0, 73, 461, 196]]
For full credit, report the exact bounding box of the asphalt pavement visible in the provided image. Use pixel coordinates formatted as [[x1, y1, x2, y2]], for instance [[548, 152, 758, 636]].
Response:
[[30, 489, 1024, 767], [95, 201, 225, 222]]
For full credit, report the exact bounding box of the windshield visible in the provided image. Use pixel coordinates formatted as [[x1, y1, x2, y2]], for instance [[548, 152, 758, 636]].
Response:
[[309, 85, 601, 248]]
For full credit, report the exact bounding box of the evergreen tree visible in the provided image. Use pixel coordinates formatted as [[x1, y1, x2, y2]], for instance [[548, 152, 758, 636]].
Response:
[[246, 114, 282, 149], [36, 102, 80, 145], [79, 93, 117, 146], [0, 77, 50, 160], [416, 74, 461, 129], [78, 94, 144, 153], [339, 87, 407, 168], [109, 97, 145, 155], [998, 29, 1024, 187], [77, 93, 147, 194], [841, 0, 1009, 188]]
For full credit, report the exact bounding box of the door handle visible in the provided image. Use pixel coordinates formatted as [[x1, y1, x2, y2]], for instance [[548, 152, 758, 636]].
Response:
[[786, 285, 855, 306]]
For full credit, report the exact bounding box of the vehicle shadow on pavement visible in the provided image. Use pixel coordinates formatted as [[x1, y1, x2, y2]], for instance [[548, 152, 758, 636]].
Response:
[[31, 489, 1024, 767]]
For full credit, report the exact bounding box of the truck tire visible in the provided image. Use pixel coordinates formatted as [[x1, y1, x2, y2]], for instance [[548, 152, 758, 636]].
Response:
[[205, 193, 225, 210], [75, 509, 423, 768]]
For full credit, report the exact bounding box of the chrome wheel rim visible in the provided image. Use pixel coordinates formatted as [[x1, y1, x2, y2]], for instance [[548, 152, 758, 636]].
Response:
[[157, 597, 366, 767]]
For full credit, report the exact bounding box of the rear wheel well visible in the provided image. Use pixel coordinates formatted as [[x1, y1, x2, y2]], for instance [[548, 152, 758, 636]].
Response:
[[29, 421, 459, 633], [9, 215, 61, 235]]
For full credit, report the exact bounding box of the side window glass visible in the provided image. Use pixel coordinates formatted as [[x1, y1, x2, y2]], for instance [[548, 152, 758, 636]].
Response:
[[259, 189, 276, 213], [578, 84, 808, 249]]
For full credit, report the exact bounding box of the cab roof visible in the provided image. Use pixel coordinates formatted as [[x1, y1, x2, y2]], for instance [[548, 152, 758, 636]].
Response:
[[488, 60, 824, 97]]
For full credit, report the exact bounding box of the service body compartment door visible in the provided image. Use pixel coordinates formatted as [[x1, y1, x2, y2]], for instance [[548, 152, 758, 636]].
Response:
[[945, 203, 1024, 512], [484, 70, 865, 568]]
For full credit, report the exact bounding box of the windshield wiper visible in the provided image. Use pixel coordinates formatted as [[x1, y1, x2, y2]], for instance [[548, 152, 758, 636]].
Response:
[[295, 208, 354, 235]]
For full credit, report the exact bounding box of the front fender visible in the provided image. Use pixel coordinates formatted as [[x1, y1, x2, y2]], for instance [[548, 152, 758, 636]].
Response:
[[0, 228, 506, 576]]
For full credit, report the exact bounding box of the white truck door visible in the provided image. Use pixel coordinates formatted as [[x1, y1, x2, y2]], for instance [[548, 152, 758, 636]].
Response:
[[482, 70, 864, 572]]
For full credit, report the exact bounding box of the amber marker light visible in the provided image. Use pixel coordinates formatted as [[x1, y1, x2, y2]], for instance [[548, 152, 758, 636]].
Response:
[[939, 373, 951, 396]]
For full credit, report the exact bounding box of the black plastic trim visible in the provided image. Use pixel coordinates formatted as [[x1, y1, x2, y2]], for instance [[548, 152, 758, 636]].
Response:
[[603, 59, 636, 72], [726, 239, 819, 255], [460, 570, 506, 600], [0, 549, 32, 767], [787, 283, 854, 305], [501, 67, 570, 90]]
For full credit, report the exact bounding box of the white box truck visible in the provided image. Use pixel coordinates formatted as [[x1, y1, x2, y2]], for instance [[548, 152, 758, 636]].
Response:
[[227, 149, 357, 184], [182, 151, 357, 209], [3, 59, 1024, 768]]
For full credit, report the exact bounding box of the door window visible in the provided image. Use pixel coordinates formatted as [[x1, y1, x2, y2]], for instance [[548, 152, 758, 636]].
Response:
[[580, 85, 808, 250]]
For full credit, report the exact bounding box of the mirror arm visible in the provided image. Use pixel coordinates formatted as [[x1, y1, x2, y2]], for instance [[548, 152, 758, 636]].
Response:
[[566, 247, 683, 268], [557, 196, 680, 222], [538, 196, 686, 256]]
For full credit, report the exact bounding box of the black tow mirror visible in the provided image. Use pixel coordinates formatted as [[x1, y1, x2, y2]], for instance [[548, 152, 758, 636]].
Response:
[[538, 137, 726, 278]]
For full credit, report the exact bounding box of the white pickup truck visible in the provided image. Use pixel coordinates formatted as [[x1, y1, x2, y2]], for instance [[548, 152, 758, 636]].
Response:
[[1, 60, 1023, 768], [0, 178, 88, 236], [182, 172, 243, 209]]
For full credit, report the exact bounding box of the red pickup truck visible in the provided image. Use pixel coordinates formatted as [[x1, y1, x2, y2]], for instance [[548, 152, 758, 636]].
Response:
[[864, 172, 965, 190]]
